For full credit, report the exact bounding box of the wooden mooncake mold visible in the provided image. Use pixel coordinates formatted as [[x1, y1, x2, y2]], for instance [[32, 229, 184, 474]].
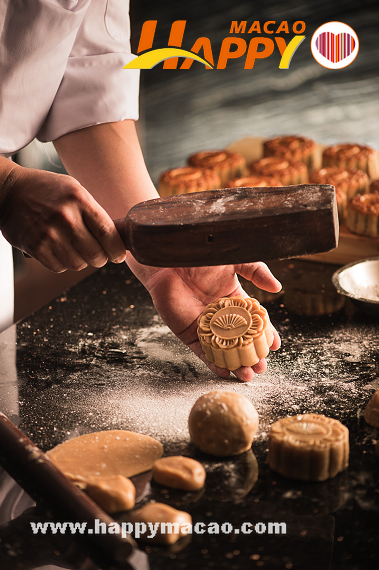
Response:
[[268, 414, 349, 481], [197, 296, 274, 371], [309, 166, 369, 222], [309, 166, 369, 205], [226, 174, 282, 188]]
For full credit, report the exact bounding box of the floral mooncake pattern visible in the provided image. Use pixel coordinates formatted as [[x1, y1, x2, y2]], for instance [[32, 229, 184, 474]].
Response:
[[268, 413, 349, 481], [197, 296, 274, 371]]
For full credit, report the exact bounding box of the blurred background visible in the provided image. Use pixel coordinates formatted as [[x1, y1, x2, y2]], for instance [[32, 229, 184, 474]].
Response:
[[132, 0, 379, 181], [13, 0, 379, 320]]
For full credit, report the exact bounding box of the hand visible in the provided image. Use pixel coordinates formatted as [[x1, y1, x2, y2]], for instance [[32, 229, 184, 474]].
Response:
[[0, 166, 126, 272], [126, 256, 281, 382]]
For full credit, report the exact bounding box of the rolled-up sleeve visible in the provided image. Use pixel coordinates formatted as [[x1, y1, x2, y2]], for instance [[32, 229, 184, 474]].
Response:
[[37, 0, 139, 142]]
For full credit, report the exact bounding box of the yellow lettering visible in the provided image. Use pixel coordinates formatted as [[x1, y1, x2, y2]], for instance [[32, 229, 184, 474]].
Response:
[[181, 38, 214, 69], [279, 36, 305, 68], [163, 20, 186, 69], [275, 37, 288, 56]]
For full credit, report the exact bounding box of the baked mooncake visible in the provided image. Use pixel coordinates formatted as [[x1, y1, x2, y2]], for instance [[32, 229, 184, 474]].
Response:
[[309, 167, 369, 200], [309, 166, 369, 221], [197, 296, 274, 371], [322, 143, 379, 180], [188, 150, 246, 185], [263, 135, 319, 169], [158, 166, 221, 197], [369, 179, 379, 193], [249, 157, 308, 185], [346, 192, 379, 236], [268, 414, 349, 481], [226, 174, 282, 188]]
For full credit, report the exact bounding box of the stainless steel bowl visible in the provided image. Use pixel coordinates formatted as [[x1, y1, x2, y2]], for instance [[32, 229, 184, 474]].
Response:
[[332, 257, 379, 317]]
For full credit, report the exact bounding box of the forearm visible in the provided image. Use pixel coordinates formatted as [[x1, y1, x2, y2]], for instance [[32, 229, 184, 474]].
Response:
[[53, 120, 159, 220], [0, 156, 20, 211]]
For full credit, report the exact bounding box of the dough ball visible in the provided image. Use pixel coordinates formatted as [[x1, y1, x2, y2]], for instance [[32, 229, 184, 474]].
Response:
[[188, 390, 259, 456], [152, 456, 206, 491]]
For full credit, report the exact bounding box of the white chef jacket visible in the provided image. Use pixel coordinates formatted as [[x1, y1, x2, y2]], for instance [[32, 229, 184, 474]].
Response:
[[0, 3, 141, 556], [0, 0, 140, 331]]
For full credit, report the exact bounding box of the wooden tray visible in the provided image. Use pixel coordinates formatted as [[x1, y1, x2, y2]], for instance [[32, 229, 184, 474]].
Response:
[[228, 137, 379, 265]]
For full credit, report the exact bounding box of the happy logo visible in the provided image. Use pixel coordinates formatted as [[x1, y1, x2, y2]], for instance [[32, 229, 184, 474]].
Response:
[[315, 32, 355, 64], [311, 22, 359, 69]]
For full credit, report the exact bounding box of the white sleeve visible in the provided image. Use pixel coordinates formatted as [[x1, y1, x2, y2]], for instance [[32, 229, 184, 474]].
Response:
[[37, 0, 139, 142]]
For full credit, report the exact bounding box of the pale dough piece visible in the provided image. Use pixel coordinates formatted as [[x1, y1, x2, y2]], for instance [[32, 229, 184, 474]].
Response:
[[268, 414, 349, 481], [188, 390, 259, 456], [129, 502, 192, 544], [152, 456, 206, 491], [46, 430, 163, 481], [197, 296, 274, 371], [80, 475, 135, 514], [364, 390, 379, 428]]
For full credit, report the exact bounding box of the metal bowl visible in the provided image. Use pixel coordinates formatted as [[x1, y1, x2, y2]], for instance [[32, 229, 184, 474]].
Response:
[[332, 257, 379, 317]]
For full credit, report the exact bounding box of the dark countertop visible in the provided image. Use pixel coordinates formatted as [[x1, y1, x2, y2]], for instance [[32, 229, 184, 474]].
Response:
[[2, 2, 379, 568], [0, 260, 378, 570]]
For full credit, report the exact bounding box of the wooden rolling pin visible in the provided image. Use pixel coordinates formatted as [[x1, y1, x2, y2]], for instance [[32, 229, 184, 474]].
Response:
[[0, 412, 136, 570], [114, 184, 338, 267]]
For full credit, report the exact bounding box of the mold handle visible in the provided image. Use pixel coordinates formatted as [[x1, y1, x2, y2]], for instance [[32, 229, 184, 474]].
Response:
[[114, 217, 130, 250]]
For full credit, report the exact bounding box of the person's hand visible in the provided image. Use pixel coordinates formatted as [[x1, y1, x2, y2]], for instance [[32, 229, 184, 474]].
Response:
[[0, 166, 126, 272], [126, 255, 281, 382]]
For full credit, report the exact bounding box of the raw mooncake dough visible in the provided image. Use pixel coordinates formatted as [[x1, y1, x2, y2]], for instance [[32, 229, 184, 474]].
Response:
[[268, 414, 349, 481], [197, 296, 274, 371], [47, 430, 163, 512], [82, 475, 135, 513], [129, 502, 192, 544], [152, 456, 206, 491], [188, 390, 259, 456]]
